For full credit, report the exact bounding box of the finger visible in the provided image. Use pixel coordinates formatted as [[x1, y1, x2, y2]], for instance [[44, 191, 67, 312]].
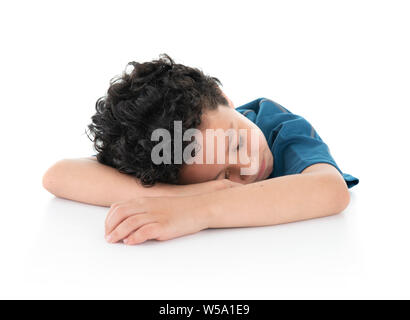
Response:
[[106, 213, 153, 243], [105, 203, 146, 235], [105, 200, 133, 226], [123, 223, 162, 245]]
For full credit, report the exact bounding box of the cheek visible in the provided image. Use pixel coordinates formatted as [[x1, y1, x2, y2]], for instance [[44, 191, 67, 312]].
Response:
[[245, 129, 265, 157], [179, 163, 223, 184], [259, 133, 267, 152], [239, 119, 265, 156]]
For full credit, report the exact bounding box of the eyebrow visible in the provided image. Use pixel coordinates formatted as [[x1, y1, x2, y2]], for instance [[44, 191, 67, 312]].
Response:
[[213, 120, 234, 180]]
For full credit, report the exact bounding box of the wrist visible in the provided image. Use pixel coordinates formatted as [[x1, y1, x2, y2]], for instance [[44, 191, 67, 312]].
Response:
[[193, 192, 221, 229], [175, 193, 213, 230], [195, 180, 242, 228]]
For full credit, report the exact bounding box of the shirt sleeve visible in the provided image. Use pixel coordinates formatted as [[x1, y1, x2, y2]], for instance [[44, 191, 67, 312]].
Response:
[[236, 98, 359, 188], [271, 114, 359, 188]]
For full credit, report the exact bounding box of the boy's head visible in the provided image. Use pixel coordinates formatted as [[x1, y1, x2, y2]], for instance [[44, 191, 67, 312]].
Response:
[[87, 54, 273, 187]]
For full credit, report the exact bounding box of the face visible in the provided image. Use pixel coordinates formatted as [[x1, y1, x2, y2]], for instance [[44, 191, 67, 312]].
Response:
[[178, 95, 274, 185]]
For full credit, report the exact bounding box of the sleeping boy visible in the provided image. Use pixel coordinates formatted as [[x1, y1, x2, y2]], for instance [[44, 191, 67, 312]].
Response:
[[42, 54, 359, 245]]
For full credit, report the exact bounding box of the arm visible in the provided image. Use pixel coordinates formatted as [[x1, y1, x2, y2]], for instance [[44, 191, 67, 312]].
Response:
[[204, 163, 350, 228], [42, 156, 238, 207], [104, 163, 351, 244]]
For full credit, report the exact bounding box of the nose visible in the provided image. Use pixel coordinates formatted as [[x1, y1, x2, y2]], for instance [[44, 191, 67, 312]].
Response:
[[231, 142, 259, 183], [238, 153, 260, 183], [239, 171, 254, 184], [237, 164, 256, 184]]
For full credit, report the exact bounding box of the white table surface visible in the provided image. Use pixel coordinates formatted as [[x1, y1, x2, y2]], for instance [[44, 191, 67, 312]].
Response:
[[1, 0, 409, 299]]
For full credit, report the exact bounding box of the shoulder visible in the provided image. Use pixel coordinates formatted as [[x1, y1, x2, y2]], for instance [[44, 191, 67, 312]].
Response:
[[236, 97, 293, 115]]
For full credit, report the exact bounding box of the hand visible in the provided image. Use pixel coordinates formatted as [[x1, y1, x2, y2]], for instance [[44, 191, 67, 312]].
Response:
[[104, 195, 209, 245]]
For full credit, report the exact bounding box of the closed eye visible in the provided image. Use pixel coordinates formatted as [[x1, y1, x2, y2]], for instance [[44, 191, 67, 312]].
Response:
[[236, 135, 243, 151]]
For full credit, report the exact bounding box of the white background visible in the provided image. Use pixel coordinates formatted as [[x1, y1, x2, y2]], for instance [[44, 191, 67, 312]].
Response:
[[1, 0, 409, 299]]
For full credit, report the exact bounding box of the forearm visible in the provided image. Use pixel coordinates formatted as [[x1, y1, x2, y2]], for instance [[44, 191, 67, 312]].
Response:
[[42, 157, 227, 207], [196, 167, 350, 228]]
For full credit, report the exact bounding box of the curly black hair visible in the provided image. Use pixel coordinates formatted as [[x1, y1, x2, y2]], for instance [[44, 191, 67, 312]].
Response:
[[86, 53, 229, 187]]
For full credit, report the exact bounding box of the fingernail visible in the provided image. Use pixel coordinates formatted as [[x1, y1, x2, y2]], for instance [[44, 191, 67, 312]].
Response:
[[105, 234, 112, 242], [123, 238, 128, 244]]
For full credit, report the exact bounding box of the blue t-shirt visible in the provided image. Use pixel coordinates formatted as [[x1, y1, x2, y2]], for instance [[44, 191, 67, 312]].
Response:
[[235, 97, 359, 188]]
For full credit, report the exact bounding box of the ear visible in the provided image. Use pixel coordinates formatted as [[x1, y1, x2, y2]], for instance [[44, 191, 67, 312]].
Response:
[[221, 90, 235, 109]]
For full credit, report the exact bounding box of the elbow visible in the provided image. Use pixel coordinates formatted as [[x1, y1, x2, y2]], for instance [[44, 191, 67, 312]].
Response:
[[42, 172, 54, 195], [314, 171, 350, 216], [327, 174, 351, 215], [42, 160, 65, 196], [42, 166, 56, 195], [332, 184, 350, 215]]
